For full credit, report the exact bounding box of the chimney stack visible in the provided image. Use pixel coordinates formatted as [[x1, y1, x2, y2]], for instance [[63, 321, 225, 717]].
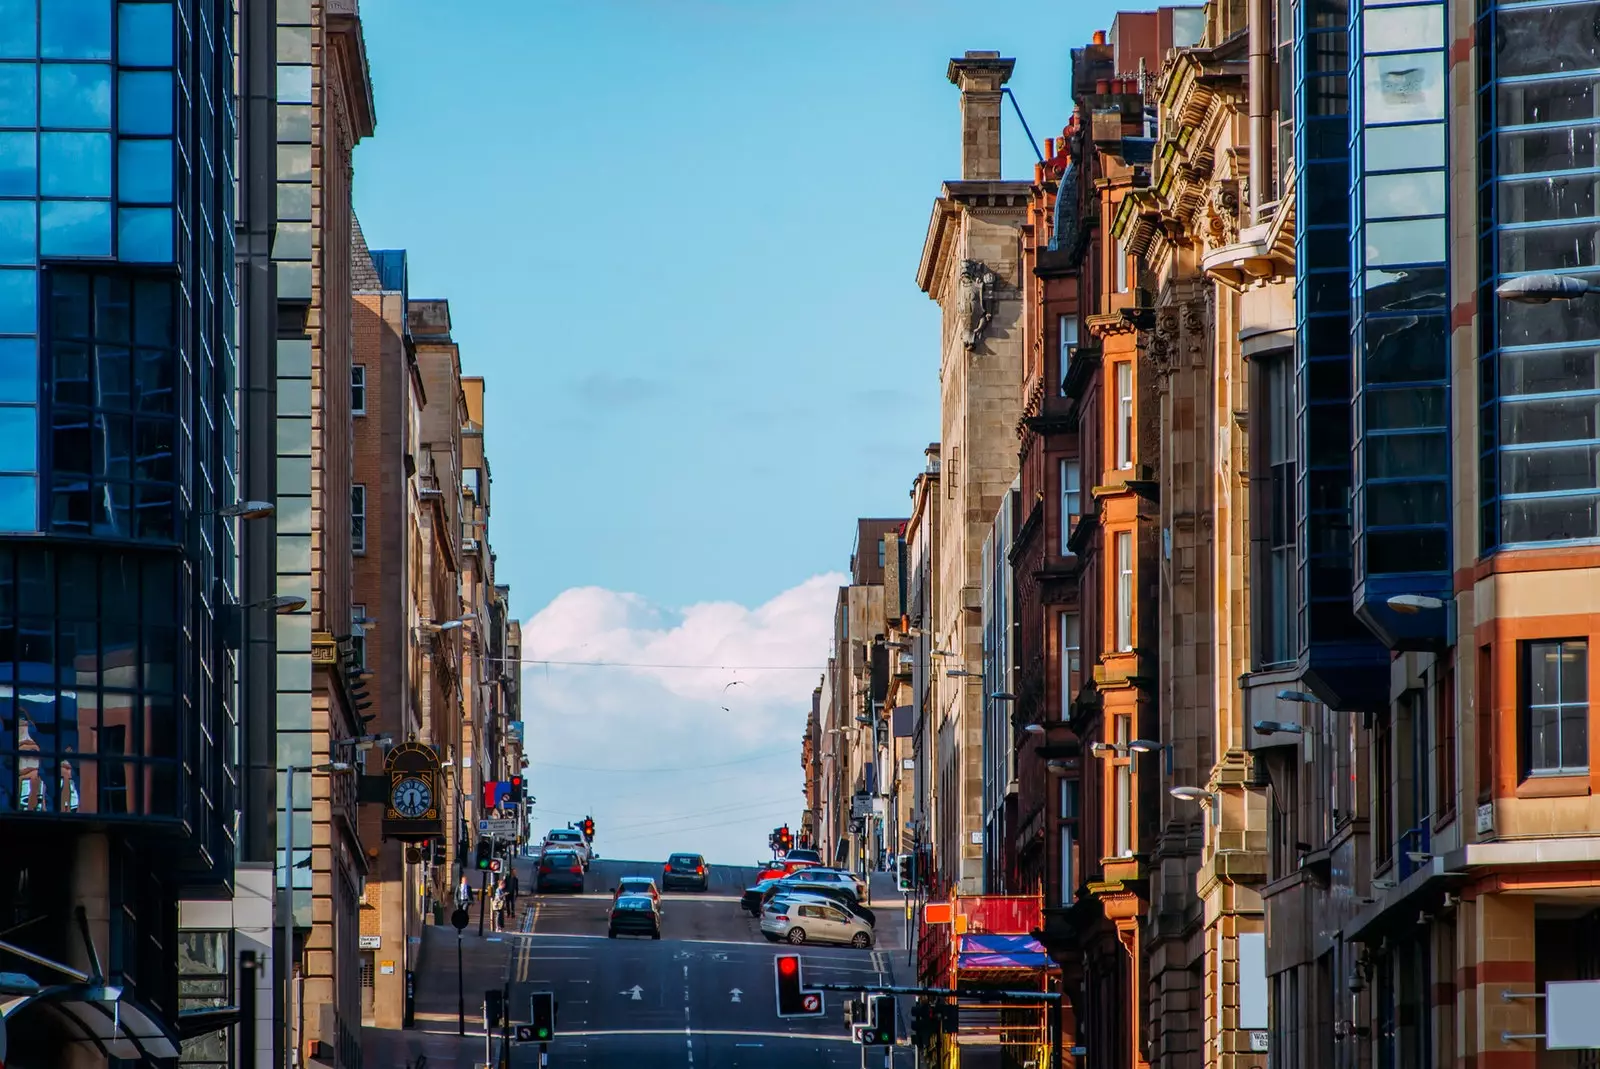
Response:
[[947, 50, 1016, 181]]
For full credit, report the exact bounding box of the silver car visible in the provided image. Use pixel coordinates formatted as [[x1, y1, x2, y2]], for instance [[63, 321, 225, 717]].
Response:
[[784, 868, 866, 898], [760, 895, 873, 948]]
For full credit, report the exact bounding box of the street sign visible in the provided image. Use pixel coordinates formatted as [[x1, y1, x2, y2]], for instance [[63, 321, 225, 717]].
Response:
[[514, 1025, 536, 1042], [477, 818, 517, 836], [450, 908, 470, 931]]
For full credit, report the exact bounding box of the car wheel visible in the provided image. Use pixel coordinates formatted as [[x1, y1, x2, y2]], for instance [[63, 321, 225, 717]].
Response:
[[786, 927, 806, 945], [852, 933, 871, 949]]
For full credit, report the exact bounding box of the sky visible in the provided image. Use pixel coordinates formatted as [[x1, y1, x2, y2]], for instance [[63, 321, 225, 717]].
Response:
[[352, 0, 1124, 863]]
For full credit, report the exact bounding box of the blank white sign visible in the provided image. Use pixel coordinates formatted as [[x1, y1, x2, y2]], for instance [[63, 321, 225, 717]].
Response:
[[1547, 980, 1600, 1049]]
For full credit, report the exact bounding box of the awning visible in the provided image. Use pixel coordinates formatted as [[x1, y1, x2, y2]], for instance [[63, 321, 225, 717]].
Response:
[[0, 983, 180, 1063], [957, 934, 1050, 971]]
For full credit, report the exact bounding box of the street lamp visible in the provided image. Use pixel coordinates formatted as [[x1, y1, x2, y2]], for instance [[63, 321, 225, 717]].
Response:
[[1169, 785, 1214, 805], [1254, 720, 1306, 736], [1387, 594, 1446, 614], [946, 669, 978, 678], [989, 692, 1016, 701], [282, 761, 351, 1069], [205, 499, 276, 520], [1276, 689, 1318, 704], [1495, 273, 1594, 303], [243, 594, 306, 614], [1129, 739, 1174, 776], [1088, 742, 1127, 757]]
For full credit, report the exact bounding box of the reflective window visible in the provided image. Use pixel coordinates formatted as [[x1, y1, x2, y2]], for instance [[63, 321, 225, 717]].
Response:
[[1363, 123, 1444, 174], [116, 70, 172, 136], [117, 2, 173, 67], [116, 206, 171, 262], [0, 0, 37, 60], [0, 547, 185, 815], [39, 64, 112, 129], [0, 132, 38, 196], [276, 26, 311, 64], [0, 473, 33, 529], [45, 271, 180, 541], [275, 181, 310, 221], [39, 131, 110, 197], [1362, 4, 1442, 49], [1363, 171, 1446, 220], [0, 268, 36, 333], [0, 64, 38, 127], [1362, 53, 1444, 125], [41, 0, 111, 60], [0, 405, 35, 469], [1364, 216, 1446, 266], [275, 64, 310, 104], [116, 138, 171, 203], [0, 338, 36, 402], [40, 199, 111, 257], [1522, 639, 1588, 777], [0, 201, 34, 265]]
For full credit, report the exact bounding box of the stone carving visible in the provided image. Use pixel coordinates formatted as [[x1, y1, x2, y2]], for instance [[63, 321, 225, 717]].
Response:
[[960, 260, 997, 351], [1203, 179, 1241, 249]]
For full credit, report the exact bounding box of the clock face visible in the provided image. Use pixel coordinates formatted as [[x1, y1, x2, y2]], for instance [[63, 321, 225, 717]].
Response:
[[392, 776, 433, 819]]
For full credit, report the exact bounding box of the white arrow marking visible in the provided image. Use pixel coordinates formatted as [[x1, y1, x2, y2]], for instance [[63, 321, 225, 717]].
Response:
[[622, 985, 643, 1000], [729, 988, 742, 1003]]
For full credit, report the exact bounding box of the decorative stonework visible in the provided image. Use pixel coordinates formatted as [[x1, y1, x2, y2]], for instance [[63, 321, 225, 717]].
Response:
[[960, 259, 997, 350]]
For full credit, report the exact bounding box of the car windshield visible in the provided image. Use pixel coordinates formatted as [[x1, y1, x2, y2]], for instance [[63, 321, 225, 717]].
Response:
[[620, 880, 652, 892], [669, 855, 700, 866], [543, 852, 576, 865], [549, 831, 579, 841]]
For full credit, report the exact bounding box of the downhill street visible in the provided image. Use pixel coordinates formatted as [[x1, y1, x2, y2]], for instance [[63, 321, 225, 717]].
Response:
[[366, 858, 917, 1068]]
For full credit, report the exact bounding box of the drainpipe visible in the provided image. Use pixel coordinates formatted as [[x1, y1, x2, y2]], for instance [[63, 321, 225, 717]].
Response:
[[1248, 0, 1273, 223]]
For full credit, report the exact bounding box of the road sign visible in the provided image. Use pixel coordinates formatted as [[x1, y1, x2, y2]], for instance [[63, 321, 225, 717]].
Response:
[[450, 908, 470, 931], [477, 818, 517, 836], [514, 1025, 537, 1042]]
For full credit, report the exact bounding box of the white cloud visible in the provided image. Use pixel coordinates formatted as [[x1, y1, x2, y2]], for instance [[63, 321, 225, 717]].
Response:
[[518, 573, 843, 865]]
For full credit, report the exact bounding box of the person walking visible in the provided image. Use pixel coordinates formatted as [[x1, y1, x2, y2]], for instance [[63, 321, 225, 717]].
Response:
[[490, 878, 507, 932], [456, 874, 471, 908], [505, 868, 519, 914]]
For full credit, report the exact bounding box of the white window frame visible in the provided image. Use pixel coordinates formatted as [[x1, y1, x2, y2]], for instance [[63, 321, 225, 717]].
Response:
[[1115, 531, 1133, 652], [1060, 611, 1081, 718], [352, 365, 366, 416], [351, 605, 367, 671], [1058, 315, 1079, 395], [352, 484, 367, 555], [1114, 238, 1130, 293], [1060, 458, 1081, 553], [1115, 362, 1134, 469], [1113, 716, 1133, 857]]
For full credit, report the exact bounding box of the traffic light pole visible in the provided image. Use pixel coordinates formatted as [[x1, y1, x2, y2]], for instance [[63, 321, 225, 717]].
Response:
[[478, 869, 488, 936], [456, 929, 465, 1036]]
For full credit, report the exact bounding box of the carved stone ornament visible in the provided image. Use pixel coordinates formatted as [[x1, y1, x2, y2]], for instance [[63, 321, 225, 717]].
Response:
[[960, 259, 997, 351], [1149, 311, 1179, 378], [1203, 179, 1241, 249]]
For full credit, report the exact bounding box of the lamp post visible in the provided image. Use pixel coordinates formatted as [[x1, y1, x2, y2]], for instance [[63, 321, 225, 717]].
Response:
[[282, 760, 349, 1069]]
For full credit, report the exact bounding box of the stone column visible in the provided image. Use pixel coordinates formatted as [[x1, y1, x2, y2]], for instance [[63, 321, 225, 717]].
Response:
[[947, 52, 1015, 181], [1471, 893, 1536, 1069]]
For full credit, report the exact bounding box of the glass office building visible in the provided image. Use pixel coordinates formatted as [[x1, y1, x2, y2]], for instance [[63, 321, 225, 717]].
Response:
[[0, 0, 240, 1057]]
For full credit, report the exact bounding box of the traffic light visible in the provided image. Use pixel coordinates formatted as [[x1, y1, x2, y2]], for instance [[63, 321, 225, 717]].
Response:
[[910, 1001, 934, 1045], [508, 776, 523, 804], [773, 954, 825, 1018], [474, 838, 492, 871], [529, 991, 555, 1041], [867, 995, 895, 1046], [581, 816, 594, 842], [484, 988, 503, 1028], [896, 852, 915, 892], [778, 824, 792, 851]]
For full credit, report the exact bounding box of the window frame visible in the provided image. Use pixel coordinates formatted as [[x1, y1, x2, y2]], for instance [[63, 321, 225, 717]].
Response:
[[351, 484, 366, 555], [351, 364, 366, 416], [1520, 638, 1590, 778], [1060, 610, 1081, 718], [1115, 362, 1134, 469], [1111, 715, 1133, 858], [1060, 458, 1082, 554], [1114, 530, 1133, 652]]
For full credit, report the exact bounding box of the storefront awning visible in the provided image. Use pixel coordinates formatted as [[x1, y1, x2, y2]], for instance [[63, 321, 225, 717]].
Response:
[[957, 933, 1050, 971], [0, 983, 180, 1063]]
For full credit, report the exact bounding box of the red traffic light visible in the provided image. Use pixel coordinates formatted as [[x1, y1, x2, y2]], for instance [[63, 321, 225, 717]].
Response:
[[778, 956, 797, 976]]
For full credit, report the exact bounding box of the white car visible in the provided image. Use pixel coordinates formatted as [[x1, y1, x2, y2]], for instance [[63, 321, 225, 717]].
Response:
[[543, 829, 591, 869], [761, 895, 873, 948], [784, 867, 866, 899]]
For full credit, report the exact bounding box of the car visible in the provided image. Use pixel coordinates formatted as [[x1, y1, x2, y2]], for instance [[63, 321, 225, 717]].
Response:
[[781, 847, 821, 864], [763, 880, 875, 927], [761, 897, 873, 948], [784, 867, 867, 899], [535, 850, 585, 894], [662, 853, 708, 892], [755, 859, 815, 883], [543, 829, 590, 869], [741, 878, 780, 915], [612, 877, 661, 904], [608, 894, 662, 939]]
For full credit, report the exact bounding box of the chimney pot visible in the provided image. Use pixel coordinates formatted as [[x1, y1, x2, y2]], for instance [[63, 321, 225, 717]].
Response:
[[1093, 30, 1107, 45], [1097, 79, 1111, 94], [947, 51, 1016, 181]]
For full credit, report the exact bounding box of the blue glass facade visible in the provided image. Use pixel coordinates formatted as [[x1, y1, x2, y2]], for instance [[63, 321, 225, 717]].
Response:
[[1294, 0, 1390, 707], [1349, 0, 1453, 648], [0, 0, 238, 887], [1479, 0, 1600, 549]]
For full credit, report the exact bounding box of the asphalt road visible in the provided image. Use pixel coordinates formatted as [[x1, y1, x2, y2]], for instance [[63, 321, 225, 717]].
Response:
[[505, 857, 918, 1068]]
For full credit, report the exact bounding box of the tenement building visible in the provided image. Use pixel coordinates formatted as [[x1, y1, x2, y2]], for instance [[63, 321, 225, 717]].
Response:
[[0, 0, 244, 1065]]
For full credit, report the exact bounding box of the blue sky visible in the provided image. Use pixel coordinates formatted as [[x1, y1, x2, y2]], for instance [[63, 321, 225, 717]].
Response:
[[351, 1, 1127, 861], [353, 0, 1123, 613]]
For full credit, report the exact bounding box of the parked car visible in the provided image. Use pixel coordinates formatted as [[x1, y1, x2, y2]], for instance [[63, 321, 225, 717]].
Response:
[[608, 894, 662, 939], [761, 897, 873, 948], [536, 850, 585, 894], [741, 878, 780, 915], [781, 847, 821, 864], [543, 829, 590, 869], [755, 859, 815, 882], [785, 867, 867, 899], [612, 877, 661, 904], [662, 853, 708, 892], [763, 880, 875, 926]]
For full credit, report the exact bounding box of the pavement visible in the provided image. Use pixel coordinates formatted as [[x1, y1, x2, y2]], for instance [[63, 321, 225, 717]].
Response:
[[363, 857, 918, 1068]]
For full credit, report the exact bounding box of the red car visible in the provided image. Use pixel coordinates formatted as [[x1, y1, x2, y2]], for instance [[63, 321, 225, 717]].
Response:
[[756, 859, 817, 882]]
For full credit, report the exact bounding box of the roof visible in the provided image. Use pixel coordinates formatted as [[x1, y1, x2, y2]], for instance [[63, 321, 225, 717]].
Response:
[[351, 213, 382, 291]]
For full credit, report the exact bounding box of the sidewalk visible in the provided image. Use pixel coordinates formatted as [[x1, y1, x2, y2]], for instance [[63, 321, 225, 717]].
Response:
[[363, 904, 527, 1069]]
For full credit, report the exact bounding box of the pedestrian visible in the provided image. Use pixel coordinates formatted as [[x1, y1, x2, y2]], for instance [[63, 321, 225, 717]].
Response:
[[491, 878, 507, 931], [505, 868, 519, 913], [456, 874, 471, 908]]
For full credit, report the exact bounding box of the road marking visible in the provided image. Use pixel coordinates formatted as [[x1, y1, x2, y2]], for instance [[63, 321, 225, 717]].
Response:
[[621, 985, 643, 1000], [729, 988, 742, 1002]]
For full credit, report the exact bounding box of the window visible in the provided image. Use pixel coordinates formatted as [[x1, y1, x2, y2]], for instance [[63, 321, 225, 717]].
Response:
[[1058, 778, 1079, 906], [878, 540, 886, 568], [1058, 315, 1079, 394], [1434, 664, 1456, 819], [350, 606, 367, 671], [1115, 363, 1133, 469], [1114, 531, 1133, 652], [351, 485, 366, 555], [178, 929, 233, 1069], [1114, 237, 1129, 293], [351, 365, 365, 415], [1112, 716, 1132, 858], [1254, 352, 1299, 666], [1374, 712, 1394, 870], [1060, 611, 1081, 717], [1523, 639, 1589, 776], [1060, 459, 1082, 553]]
